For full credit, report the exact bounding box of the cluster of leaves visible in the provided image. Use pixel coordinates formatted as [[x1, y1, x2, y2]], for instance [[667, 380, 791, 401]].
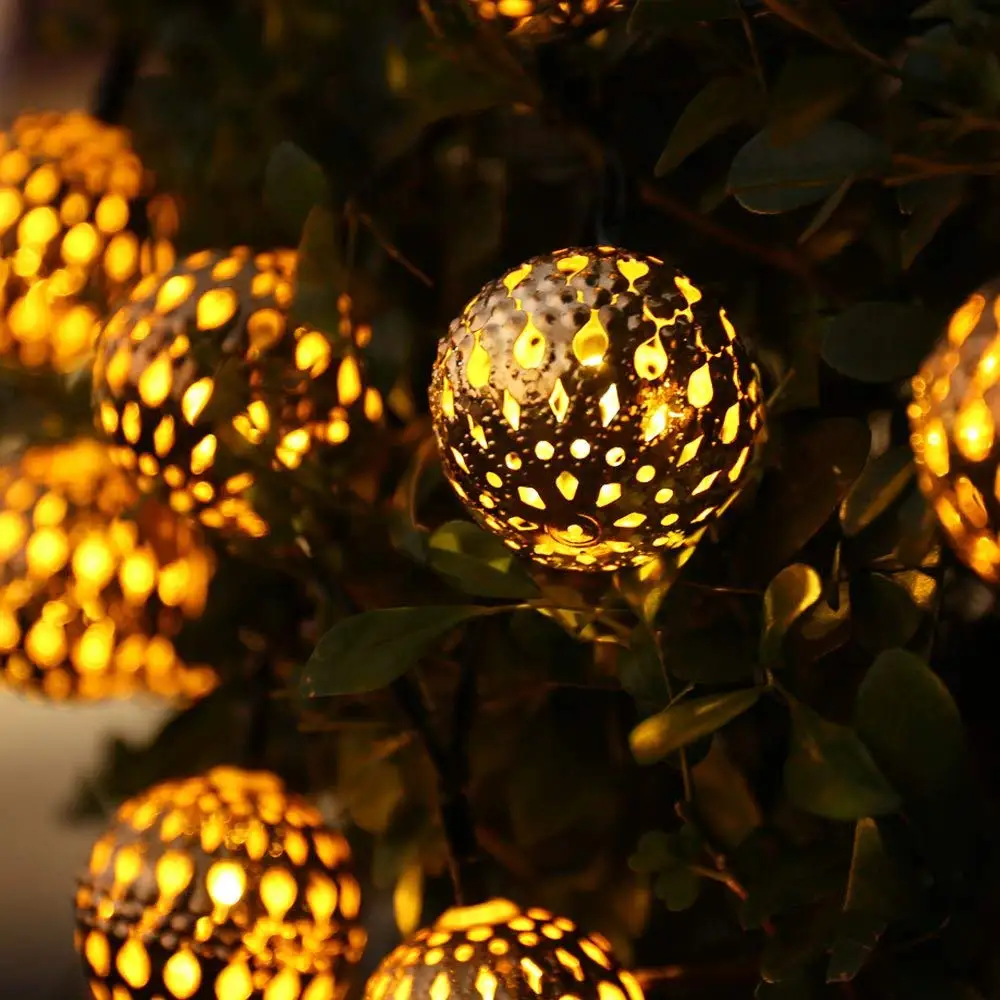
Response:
[[12, 0, 1000, 997]]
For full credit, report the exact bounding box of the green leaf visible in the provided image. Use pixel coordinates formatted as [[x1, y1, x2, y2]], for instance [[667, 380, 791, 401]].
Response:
[[899, 176, 966, 269], [732, 418, 871, 582], [784, 697, 901, 821], [301, 606, 493, 696], [628, 0, 740, 32], [840, 447, 915, 537], [691, 736, 763, 850], [821, 302, 942, 384], [293, 205, 344, 335], [759, 0, 863, 51], [826, 818, 909, 982], [654, 866, 702, 912], [767, 54, 868, 145], [761, 564, 823, 667], [428, 521, 539, 599], [855, 649, 967, 799], [850, 574, 925, 652], [630, 689, 761, 765], [264, 141, 331, 237], [617, 628, 670, 716], [615, 554, 683, 625], [655, 76, 761, 175], [728, 122, 890, 214], [629, 830, 676, 874], [797, 175, 853, 245]]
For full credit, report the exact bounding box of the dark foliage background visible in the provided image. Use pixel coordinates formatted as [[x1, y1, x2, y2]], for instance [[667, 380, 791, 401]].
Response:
[[6, 2, 1000, 999]]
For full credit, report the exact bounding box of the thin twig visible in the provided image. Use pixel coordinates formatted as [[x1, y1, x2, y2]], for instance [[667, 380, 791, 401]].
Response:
[[633, 960, 759, 990], [637, 182, 817, 284], [737, 2, 767, 94], [346, 201, 433, 287], [391, 670, 486, 905]]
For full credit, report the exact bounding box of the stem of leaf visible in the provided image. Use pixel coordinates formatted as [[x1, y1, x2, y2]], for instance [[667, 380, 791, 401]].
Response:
[[390, 669, 486, 905], [651, 626, 693, 801]]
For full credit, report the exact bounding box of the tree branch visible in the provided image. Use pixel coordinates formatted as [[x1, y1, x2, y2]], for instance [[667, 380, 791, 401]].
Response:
[[392, 667, 487, 905]]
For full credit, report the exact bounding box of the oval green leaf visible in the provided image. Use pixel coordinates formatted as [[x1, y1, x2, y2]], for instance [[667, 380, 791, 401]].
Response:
[[840, 447, 915, 537], [656, 76, 762, 175], [630, 688, 761, 765], [428, 520, 539, 599], [728, 121, 890, 214], [301, 606, 493, 696], [784, 697, 901, 821], [768, 54, 868, 145], [855, 649, 967, 799], [264, 141, 331, 237], [761, 564, 823, 667], [821, 302, 942, 384]]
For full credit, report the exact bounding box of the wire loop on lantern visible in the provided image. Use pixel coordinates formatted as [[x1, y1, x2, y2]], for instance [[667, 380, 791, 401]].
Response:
[[75, 767, 367, 1000], [92, 247, 384, 539], [0, 110, 176, 372], [429, 246, 766, 572], [0, 438, 217, 701]]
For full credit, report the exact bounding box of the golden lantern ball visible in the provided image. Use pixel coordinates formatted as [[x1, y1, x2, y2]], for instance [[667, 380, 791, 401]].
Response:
[[92, 247, 384, 539], [429, 246, 765, 571], [468, 0, 629, 36], [365, 898, 645, 1000], [75, 767, 367, 1000], [0, 110, 177, 372], [0, 438, 217, 701], [909, 282, 1000, 583]]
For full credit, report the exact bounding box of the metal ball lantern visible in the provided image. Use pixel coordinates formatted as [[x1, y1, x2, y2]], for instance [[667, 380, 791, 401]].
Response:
[[75, 767, 367, 1000], [467, 0, 629, 36], [0, 438, 217, 701], [92, 247, 384, 539], [364, 899, 645, 1000], [0, 110, 177, 371], [429, 246, 765, 571], [909, 281, 1000, 583]]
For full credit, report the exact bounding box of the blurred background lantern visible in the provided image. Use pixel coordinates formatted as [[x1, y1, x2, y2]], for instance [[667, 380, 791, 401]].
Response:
[[92, 247, 384, 539], [364, 899, 645, 1000], [466, 0, 630, 37], [0, 110, 177, 372], [0, 437, 217, 700], [75, 766, 367, 1000], [429, 246, 765, 571], [910, 283, 1000, 583]]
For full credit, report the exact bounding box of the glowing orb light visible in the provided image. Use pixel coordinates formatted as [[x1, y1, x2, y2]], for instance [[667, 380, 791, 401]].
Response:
[[0, 110, 176, 371], [76, 767, 367, 1000], [429, 246, 765, 571], [92, 247, 383, 539], [910, 282, 1000, 583], [364, 899, 645, 1000], [0, 438, 216, 700]]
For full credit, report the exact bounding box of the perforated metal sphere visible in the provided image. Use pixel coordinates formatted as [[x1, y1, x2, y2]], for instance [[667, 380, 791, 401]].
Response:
[[75, 767, 367, 1000], [92, 247, 384, 539], [467, 0, 629, 36], [429, 247, 765, 571], [364, 899, 645, 1000], [0, 110, 177, 371], [908, 282, 1000, 583], [0, 439, 216, 701]]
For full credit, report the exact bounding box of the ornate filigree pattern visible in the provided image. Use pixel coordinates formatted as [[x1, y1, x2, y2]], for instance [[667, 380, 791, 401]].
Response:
[[0, 439, 217, 701], [92, 248, 384, 538], [0, 110, 177, 371], [467, 0, 629, 35], [910, 283, 1000, 583], [429, 246, 765, 571], [75, 767, 367, 1000], [364, 899, 645, 1000]]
